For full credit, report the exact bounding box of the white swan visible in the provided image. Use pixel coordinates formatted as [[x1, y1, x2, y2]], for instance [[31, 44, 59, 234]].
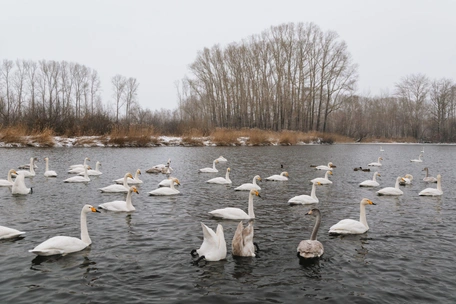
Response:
[[359, 172, 381, 187], [191, 223, 227, 262], [380, 146, 384, 152], [316, 162, 334, 171], [69, 157, 90, 169], [376, 176, 404, 196], [64, 166, 90, 183], [234, 175, 261, 191], [399, 174, 413, 185], [43, 157, 58, 177], [158, 177, 180, 187], [0, 225, 26, 239], [288, 181, 321, 205], [215, 156, 228, 162], [146, 159, 172, 173], [368, 157, 383, 167], [329, 198, 376, 235], [310, 171, 333, 185], [98, 173, 133, 193], [232, 220, 256, 257], [422, 167, 437, 183], [209, 189, 260, 220], [98, 186, 139, 212], [419, 174, 443, 196], [421, 147, 424, 154], [29, 204, 100, 256], [114, 169, 142, 185], [410, 154, 423, 162], [79, 161, 102, 176], [206, 168, 232, 184], [266, 171, 289, 181], [297, 209, 324, 258], [11, 173, 32, 194], [148, 178, 180, 195], [199, 159, 219, 173], [0, 169, 17, 187], [15, 157, 36, 177]]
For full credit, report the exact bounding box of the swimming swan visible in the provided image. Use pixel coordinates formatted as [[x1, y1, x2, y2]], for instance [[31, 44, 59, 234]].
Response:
[[0, 226, 25, 239], [399, 174, 413, 185], [368, 157, 383, 167], [114, 169, 142, 184], [11, 173, 32, 194], [64, 166, 91, 183], [419, 174, 442, 196], [215, 156, 228, 162], [98, 173, 133, 192], [158, 177, 180, 187], [376, 176, 404, 196], [288, 182, 321, 205], [266, 171, 289, 181], [29, 204, 100, 256], [422, 167, 437, 183], [148, 178, 180, 195], [329, 198, 376, 234], [232, 220, 256, 257], [43, 157, 57, 177], [146, 159, 172, 173], [191, 223, 227, 263], [69, 157, 90, 169], [199, 160, 219, 173], [410, 154, 423, 162], [316, 162, 334, 171], [297, 209, 324, 258], [0, 169, 17, 187], [98, 186, 139, 212], [79, 161, 102, 176], [15, 157, 36, 177], [234, 175, 261, 191], [310, 171, 333, 185], [209, 189, 261, 220], [206, 168, 232, 184], [359, 172, 381, 187]]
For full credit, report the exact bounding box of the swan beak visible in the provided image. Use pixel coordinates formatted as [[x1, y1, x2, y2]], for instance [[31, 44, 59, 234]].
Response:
[[12, 170, 18, 175], [91, 206, 101, 213], [329, 171, 333, 175], [306, 210, 313, 215], [368, 200, 376, 205]]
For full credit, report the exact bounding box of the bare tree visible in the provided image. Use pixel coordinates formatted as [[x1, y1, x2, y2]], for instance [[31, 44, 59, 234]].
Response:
[[112, 74, 126, 123]]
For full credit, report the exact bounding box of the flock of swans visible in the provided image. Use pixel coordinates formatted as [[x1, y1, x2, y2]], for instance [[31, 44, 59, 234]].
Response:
[[0, 147, 444, 263]]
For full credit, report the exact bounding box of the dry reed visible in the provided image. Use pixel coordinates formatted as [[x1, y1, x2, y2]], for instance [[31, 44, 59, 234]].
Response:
[[210, 128, 242, 146]]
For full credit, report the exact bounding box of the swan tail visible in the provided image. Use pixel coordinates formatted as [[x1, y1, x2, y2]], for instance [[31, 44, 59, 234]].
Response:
[[193, 255, 206, 265]]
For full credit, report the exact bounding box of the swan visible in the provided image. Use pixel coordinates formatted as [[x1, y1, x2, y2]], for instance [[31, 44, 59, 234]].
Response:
[[266, 171, 289, 181], [288, 182, 321, 205], [316, 162, 334, 171], [29, 204, 100, 256], [11, 173, 32, 194], [421, 147, 424, 154], [98, 173, 133, 193], [114, 169, 142, 185], [69, 157, 90, 169], [422, 167, 437, 183], [206, 168, 232, 184], [410, 154, 423, 162], [297, 208, 324, 258], [368, 157, 383, 167], [0, 169, 17, 187], [234, 175, 261, 191], [376, 176, 404, 196], [380, 146, 384, 152], [148, 178, 180, 195], [64, 166, 90, 183], [232, 220, 256, 257], [158, 177, 180, 187], [310, 171, 333, 185], [78, 161, 102, 176], [98, 186, 139, 212], [329, 198, 376, 235], [199, 159, 219, 173], [359, 172, 381, 187], [146, 159, 172, 173], [191, 223, 226, 262], [215, 156, 228, 162], [419, 174, 443, 196], [209, 189, 261, 220], [15, 157, 36, 177], [399, 174, 413, 185], [43, 157, 58, 177], [0, 226, 25, 239]]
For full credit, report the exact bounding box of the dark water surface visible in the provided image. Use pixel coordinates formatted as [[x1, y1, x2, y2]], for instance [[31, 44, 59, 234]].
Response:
[[0, 144, 455, 303]]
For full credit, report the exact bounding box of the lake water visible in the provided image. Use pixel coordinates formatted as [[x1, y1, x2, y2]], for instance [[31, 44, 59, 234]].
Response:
[[0, 144, 455, 303]]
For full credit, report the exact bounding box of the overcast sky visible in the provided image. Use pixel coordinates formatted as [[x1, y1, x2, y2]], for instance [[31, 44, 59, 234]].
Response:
[[1, 0, 455, 111]]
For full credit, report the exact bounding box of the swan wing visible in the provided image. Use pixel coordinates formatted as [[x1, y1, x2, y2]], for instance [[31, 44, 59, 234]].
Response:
[[98, 200, 132, 212], [288, 195, 317, 205], [206, 177, 231, 184], [419, 188, 443, 196], [29, 236, 88, 256], [329, 219, 367, 234], [0, 226, 25, 239], [208, 207, 249, 220], [98, 184, 128, 192], [297, 240, 324, 258], [197, 223, 218, 256], [148, 187, 179, 196]]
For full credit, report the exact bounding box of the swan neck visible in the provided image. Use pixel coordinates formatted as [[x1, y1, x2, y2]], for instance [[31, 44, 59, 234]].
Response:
[[425, 168, 429, 177], [359, 202, 368, 229], [84, 166, 89, 178], [395, 178, 400, 189], [126, 189, 133, 208], [310, 183, 317, 199], [213, 161, 217, 169], [372, 172, 377, 182], [123, 175, 129, 187], [169, 180, 175, 189], [8, 170, 14, 183], [310, 212, 321, 241], [248, 192, 255, 218], [45, 159, 49, 172], [225, 170, 230, 181], [80, 209, 91, 244], [30, 158, 35, 174], [324, 171, 329, 179], [437, 177, 442, 191]]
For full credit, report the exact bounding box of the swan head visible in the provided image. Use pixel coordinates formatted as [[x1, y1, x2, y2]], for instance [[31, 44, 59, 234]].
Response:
[[361, 198, 376, 206], [136, 169, 141, 175], [172, 178, 180, 185], [282, 171, 289, 177], [254, 175, 261, 181], [126, 173, 133, 179], [250, 189, 261, 198], [44, 157, 49, 161], [227, 168, 231, 172], [375, 172, 381, 176], [84, 204, 101, 213], [436, 174, 441, 180], [328, 162, 335, 167], [404, 174, 413, 180], [312, 181, 322, 186], [328, 171, 333, 175], [130, 186, 139, 194], [85, 157, 91, 161], [306, 208, 321, 217], [11, 169, 18, 175]]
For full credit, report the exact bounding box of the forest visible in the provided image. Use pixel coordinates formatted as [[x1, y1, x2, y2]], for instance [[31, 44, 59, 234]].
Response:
[[1, 22, 455, 142]]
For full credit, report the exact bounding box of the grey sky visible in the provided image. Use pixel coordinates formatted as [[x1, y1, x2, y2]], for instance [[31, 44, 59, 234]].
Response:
[[1, 0, 455, 111]]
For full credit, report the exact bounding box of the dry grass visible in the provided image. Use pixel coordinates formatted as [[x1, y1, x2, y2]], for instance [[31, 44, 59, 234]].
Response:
[[246, 128, 273, 146], [362, 136, 418, 143], [278, 130, 299, 145], [29, 128, 55, 147], [210, 128, 242, 146], [108, 125, 158, 147], [0, 125, 28, 144]]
